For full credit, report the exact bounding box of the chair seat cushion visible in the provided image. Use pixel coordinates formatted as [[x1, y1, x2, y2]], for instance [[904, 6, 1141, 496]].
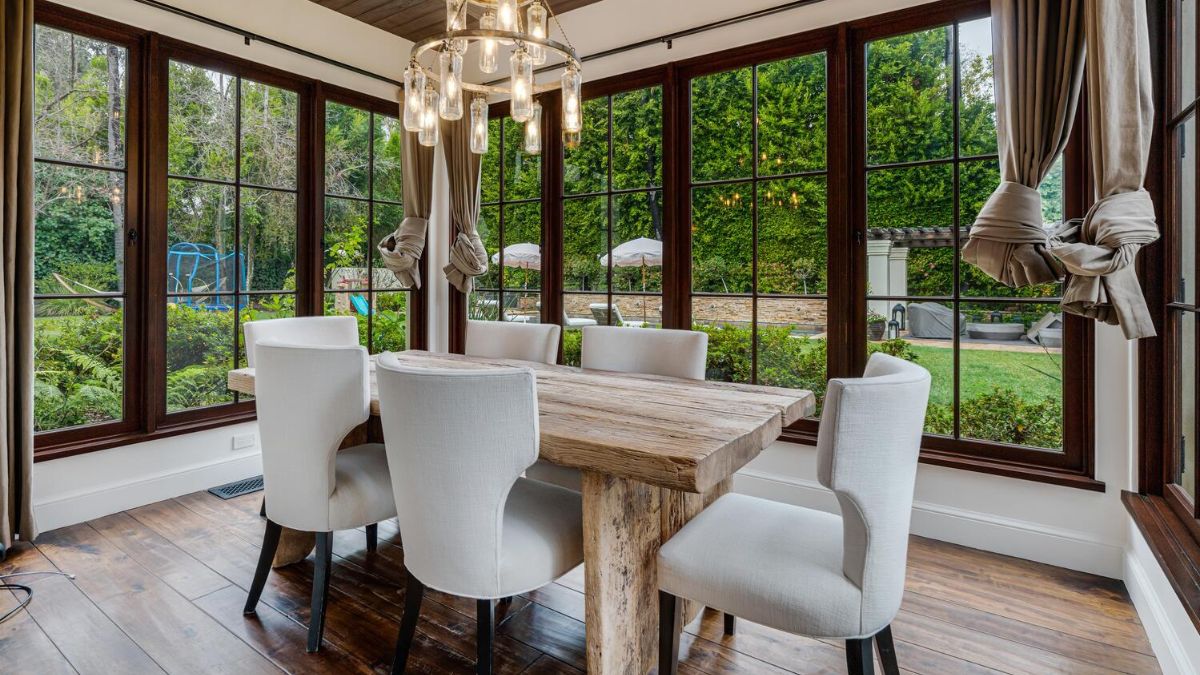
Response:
[[658, 493, 866, 638], [499, 477, 584, 596], [329, 443, 398, 531], [524, 460, 582, 492]]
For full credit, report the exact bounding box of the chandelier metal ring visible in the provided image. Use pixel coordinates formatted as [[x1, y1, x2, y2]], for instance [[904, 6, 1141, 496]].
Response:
[[410, 30, 578, 96]]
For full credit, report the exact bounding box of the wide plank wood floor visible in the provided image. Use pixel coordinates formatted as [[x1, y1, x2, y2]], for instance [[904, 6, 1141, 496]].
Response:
[[0, 489, 1159, 674]]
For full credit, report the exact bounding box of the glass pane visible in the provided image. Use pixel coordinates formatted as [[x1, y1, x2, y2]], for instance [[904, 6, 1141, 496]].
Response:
[[610, 294, 660, 327], [866, 27, 954, 165], [612, 191, 663, 293], [477, 204, 501, 291], [757, 297, 826, 412], [612, 86, 662, 189], [758, 53, 827, 175], [1179, 0, 1197, 111], [34, 26, 127, 168], [958, 301, 1064, 450], [503, 202, 542, 290], [34, 164, 126, 293], [692, 184, 753, 294], [373, 203, 408, 291], [168, 61, 236, 181], [374, 114, 404, 203], [1180, 313, 1197, 499], [562, 320, 584, 366], [563, 293, 607, 329], [323, 292, 370, 346], [877, 302, 953, 437], [240, 188, 296, 292], [1040, 155, 1065, 226], [470, 290, 500, 321], [503, 117, 541, 200], [481, 118, 502, 204], [1180, 116, 1197, 306], [324, 197, 369, 291], [693, 296, 754, 384], [324, 101, 370, 198], [564, 97, 610, 195], [758, 177, 827, 294], [563, 197, 607, 292], [959, 158, 999, 226], [167, 179, 236, 295], [502, 291, 541, 324], [240, 80, 298, 189], [34, 298, 124, 431], [867, 165, 953, 297], [238, 295, 296, 368], [691, 67, 753, 182], [958, 17, 997, 156], [166, 300, 234, 412], [371, 291, 409, 353]]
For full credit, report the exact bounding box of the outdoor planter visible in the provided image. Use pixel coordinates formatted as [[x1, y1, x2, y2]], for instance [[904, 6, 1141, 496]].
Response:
[[966, 322, 1026, 340]]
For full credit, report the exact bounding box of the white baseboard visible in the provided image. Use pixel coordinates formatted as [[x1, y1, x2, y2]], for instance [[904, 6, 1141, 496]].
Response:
[[1124, 524, 1200, 675], [734, 469, 1125, 579], [33, 453, 263, 532]]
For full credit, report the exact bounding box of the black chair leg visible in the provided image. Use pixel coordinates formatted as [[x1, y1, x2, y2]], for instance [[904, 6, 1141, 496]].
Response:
[[846, 637, 875, 675], [391, 572, 425, 674], [874, 625, 899, 675], [243, 519, 282, 614], [307, 532, 333, 653], [477, 598, 495, 675], [723, 612, 736, 636], [499, 596, 513, 604], [658, 591, 682, 675], [366, 523, 378, 552]]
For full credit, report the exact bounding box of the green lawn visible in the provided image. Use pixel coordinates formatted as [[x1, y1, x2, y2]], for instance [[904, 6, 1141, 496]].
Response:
[[907, 344, 1062, 408]]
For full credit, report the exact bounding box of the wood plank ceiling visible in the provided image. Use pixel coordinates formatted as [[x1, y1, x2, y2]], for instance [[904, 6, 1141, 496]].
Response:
[[308, 0, 603, 43]]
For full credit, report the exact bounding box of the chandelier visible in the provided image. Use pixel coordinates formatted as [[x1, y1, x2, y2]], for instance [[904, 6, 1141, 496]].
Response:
[[402, 0, 584, 156]]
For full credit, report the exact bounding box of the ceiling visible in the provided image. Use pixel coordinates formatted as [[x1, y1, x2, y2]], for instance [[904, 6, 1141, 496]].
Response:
[[307, 0, 604, 44]]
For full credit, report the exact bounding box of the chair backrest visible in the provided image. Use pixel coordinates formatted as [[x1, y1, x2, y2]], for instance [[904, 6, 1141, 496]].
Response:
[[255, 341, 371, 532], [465, 319, 561, 365], [243, 316, 358, 367], [580, 325, 707, 380], [375, 355, 539, 598], [816, 352, 931, 633]]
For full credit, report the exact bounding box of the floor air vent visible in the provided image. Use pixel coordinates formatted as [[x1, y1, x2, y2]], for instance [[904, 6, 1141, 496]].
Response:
[[208, 475, 264, 500]]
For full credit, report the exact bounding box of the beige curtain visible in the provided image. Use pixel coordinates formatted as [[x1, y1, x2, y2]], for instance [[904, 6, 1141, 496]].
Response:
[[377, 128, 434, 289], [440, 100, 488, 294], [1, 0, 37, 552], [1050, 0, 1159, 339], [962, 0, 1084, 287]]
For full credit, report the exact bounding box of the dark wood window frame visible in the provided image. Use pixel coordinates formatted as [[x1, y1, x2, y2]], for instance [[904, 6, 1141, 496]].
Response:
[[32, 1, 425, 461], [451, 0, 1099, 490]]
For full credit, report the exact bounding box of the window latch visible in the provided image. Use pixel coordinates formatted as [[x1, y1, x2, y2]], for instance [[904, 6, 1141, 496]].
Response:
[[127, 228, 138, 245]]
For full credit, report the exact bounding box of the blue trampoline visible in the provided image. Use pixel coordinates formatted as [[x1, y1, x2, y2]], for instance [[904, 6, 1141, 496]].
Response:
[[167, 242, 245, 311]]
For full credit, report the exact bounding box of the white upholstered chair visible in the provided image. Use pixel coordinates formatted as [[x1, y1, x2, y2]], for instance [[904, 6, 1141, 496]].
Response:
[[375, 355, 583, 675], [242, 341, 397, 654], [580, 325, 708, 380], [243, 315, 358, 367], [465, 319, 561, 364], [657, 353, 931, 675]]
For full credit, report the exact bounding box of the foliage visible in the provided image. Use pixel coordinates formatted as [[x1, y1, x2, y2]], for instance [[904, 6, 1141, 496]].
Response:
[[926, 388, 1062, 448]]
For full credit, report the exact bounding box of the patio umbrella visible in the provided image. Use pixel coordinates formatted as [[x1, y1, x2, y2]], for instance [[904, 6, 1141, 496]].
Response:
[[491, 242, 542, 271], [600, 237, 663, 322]]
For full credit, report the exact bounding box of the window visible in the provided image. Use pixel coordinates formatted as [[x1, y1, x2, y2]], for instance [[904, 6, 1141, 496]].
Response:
[[475, 114, 544, 323], [321, 95, 411, 353], [33, 22, 136, 434], [561, 85, 664, 364], [165, 60, 299, 412], [688, 54, 828, 401]]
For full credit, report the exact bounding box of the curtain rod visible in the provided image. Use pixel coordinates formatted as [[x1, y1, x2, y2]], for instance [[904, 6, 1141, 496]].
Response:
[[128, 0, 829, 90]]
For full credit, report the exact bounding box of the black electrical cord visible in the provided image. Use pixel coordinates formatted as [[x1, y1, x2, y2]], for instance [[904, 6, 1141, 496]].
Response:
[[0, 571, 77, 625]]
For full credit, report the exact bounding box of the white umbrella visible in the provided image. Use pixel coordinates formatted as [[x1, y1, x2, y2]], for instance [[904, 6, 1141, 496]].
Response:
[[599, 237, 662, 322], [491, 242, 541, 271]]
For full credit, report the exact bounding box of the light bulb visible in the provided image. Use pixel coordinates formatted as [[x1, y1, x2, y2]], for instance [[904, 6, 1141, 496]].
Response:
[[445, 0, 467, 52], [403, 63, 426, 132], [419, 84, 439, 147], [563, 128, 581, 150], [438, 47, 464, 120], [561, 65, 582, 133], [497, 0, 519, 33], [524, 101, 542, 155], [510, 47, 533, 123], [527, 1, 548, 65], [470, 96, 489, 155], [479, 10, 498, 74]]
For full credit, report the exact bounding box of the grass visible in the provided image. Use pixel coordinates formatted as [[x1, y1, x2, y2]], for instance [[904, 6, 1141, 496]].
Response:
[[907, 344, 1062, 408]]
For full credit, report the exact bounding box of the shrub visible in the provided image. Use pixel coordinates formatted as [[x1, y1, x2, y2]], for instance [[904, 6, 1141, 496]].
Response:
[[925, 387, 1062, 448]]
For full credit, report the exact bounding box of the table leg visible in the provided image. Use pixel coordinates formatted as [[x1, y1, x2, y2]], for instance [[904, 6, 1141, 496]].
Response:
[[661, 478, 731, 625], [582, 471, 661, 675]]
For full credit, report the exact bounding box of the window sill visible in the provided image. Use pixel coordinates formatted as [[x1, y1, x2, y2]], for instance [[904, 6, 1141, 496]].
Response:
[[1123, 491, 1200, 633], [34, 409, 257, 462]]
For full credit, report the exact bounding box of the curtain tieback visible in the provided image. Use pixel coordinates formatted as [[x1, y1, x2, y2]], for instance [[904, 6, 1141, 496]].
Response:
[[962, 181, 1064, 287], [444, 230, 489, 294], [377, 216, 429, 290]]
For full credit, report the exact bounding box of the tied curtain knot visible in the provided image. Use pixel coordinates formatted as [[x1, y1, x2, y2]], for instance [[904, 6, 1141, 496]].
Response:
[[962, 181, 1065, 287], [444, 230, 489, 294], [377, 216, 429, 289]]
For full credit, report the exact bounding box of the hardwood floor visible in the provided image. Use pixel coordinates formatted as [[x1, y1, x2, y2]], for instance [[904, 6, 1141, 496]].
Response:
[[0, 490, 1159, 674]]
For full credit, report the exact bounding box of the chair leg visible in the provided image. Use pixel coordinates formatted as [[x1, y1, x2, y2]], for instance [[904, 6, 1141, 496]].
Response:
[[243, 519, 281, 614], [477, 598, 495, 675], [658, 591, 682, 675], [723, 612, 736, 636], [874, 625, 899, 675], [307, 532, 333, 653], [391, 572, 425, 674], [845, 637, 875, 675], [259, 496, 266, 518], [366, 523, 378, 552]]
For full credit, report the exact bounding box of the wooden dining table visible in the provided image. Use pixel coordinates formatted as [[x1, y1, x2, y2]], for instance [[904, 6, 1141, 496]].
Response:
[[228, 349, 814, 674]]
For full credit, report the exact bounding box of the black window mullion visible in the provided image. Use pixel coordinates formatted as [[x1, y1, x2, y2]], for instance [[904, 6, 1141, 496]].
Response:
[[367, 112, 375, 352], [606, 95, 614, 324], [950, 21, 962, 440], [233, 76, 243, 402], [751, 63, 760, 385]]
